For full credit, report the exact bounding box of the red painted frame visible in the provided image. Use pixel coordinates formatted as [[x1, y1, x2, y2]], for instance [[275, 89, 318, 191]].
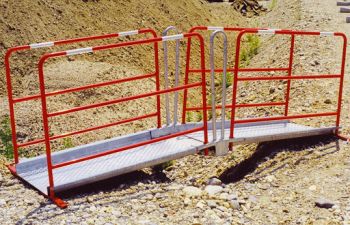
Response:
[[4, 28, 159, 165], [36, 32, 208, 207], [229, 29, 347, 140], [181, 26, 291, 123], [182, 26, 347, 141]]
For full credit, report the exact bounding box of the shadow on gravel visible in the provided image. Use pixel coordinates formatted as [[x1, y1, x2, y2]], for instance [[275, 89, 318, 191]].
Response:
[[219, 134, 340, 184]]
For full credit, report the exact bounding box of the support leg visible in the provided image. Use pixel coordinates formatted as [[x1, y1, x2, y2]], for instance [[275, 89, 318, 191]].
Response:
[[48, 187, 68, 209]]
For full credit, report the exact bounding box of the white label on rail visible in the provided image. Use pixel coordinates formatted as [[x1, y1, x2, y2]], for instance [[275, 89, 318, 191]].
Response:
[[208, 26, 224, 31], [162, 34, 184, 42], [66, 47, 93, 56], [320, 32, 334, 36], [118, 30, 139, 37], [268, 28, 281, 32], [258, 30, 276, 35], [30, 42, 54, 49]]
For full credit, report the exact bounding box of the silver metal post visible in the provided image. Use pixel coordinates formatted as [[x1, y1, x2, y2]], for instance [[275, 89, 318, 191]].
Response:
[[162, 26, 181, 126], [173, 38, 181, 126], [210, 30, 228, 141]]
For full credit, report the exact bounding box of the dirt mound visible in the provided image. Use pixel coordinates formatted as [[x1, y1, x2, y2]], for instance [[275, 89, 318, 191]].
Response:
[[232, 0, 268, 16], [0, 0, 244, 94], [0, 0, 245, 155]]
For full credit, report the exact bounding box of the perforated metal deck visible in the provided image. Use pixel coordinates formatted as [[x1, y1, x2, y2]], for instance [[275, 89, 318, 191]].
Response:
[[186, 120, 337, 144], [15, 121, 336, 195]]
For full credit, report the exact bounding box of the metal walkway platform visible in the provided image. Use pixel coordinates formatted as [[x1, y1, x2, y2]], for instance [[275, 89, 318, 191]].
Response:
[[15, 120, 336, 195], [6, 26, 347, 208]]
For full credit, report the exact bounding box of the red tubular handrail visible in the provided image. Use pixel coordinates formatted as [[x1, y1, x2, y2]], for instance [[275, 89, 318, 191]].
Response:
[[50, 112, 158, 141], [234, 112, 338, 124], [52, 127, 204, 169], [237, 74, 342, 81], [5, 28, 159, 164], [186, 102, 286, 111], [229, 29, 347, 140], [18, 112, 158, 147], [48, 82, 202, 118], [284, 34, 295, 116], [181, 26, 292, 124], [188, 68, 290, 73], [37, 32, 208, 198], [13, 72, 157, 103]]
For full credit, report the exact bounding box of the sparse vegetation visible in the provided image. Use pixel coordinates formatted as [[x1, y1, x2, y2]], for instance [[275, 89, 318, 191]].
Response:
[[269, 0, 277, 10], [240, 34, 261, 67], [186, 111, 195, 122], [153, 160, 175, 172], [0, 116, 14, 159], [225, 73, 233, 88], [62, 137, 74, 149]]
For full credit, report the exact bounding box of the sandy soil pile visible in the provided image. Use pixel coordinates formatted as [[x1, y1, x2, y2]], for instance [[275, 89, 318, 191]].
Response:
[[0, 0, 244, 156]]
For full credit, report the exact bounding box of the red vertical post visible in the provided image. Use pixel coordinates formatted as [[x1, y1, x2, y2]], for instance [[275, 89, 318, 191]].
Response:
[[38, 54, 58, 199], [182, 38, 192, 124], [197, 34, 209, 155], [284, 34, 295, 116], [4, 47, 29, 164], [335, 33, 348, 134], [229, 31, 245, 141], [153, 40, 162, 128]]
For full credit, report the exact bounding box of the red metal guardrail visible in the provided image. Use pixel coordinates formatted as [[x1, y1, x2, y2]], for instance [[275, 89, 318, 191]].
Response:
[[4, 28, 159, 164], [181, 26, 347, 141], [181, 26, 289, 123], [36, 32, 208, 205], [229, 29, 347, 141]]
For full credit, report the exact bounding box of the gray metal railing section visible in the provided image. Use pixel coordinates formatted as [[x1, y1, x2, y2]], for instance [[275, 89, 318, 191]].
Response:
[[162, 26, 181, 126], [210, 30, 228, 141]]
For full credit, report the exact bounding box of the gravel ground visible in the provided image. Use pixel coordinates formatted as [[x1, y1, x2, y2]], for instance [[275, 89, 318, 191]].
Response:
[[1, 0, 350, 224]]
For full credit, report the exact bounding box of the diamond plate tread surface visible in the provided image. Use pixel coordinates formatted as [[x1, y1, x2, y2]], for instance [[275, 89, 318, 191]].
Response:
[[16, 121, 336, 195], [186, 121, 335, 143], [17, 135, 203, 194]]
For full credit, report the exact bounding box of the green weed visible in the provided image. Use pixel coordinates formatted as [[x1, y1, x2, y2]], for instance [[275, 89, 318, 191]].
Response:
[[269, 0, 277, 10], [62, 137, 74, 149], [153, 160, 175, 172], [0, 116, 14, 159], [240, 34, 261, 68]]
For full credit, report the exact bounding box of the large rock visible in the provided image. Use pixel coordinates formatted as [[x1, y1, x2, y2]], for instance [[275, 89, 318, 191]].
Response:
[[207, 177, 222, 186], [229, 199, 240, 210], [0, 199, 6, 206], [315, 198, 335, 209], [205, 185, 223, 196], [183, 186, 203, 197]]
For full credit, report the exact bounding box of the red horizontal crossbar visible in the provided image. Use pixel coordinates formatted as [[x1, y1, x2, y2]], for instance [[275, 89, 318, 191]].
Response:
[[186, 102, 286, 111], [188, 68, 289, 73], [13, 73, 156, 103], [48, 82, 202, 117], [50, 112, 158, 141], [17, 138, 45, 148], [235, 112, 337, 124], [52, 126, 205, 169], [238, 74, 341, 81], [17, 112, 158, 147]]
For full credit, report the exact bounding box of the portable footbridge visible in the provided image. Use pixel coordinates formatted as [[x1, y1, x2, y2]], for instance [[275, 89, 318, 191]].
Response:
[[4, 26, 348, 208]]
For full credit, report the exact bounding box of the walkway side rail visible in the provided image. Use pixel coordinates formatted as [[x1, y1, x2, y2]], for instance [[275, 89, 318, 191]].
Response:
[[35, 33, 208, 207], [4, 28, 159, 165], [182, 26, 287, 124], [229, 29, 347, 141]]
